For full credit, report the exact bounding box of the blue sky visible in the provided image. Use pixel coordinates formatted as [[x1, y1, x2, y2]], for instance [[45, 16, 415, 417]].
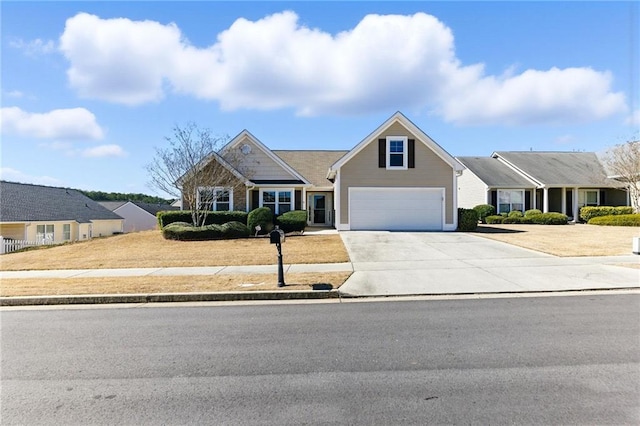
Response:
[[2, 1, 638, 197]]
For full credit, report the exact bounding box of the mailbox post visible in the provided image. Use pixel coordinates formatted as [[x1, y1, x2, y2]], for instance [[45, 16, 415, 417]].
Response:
[[269, 226, 286, 287]]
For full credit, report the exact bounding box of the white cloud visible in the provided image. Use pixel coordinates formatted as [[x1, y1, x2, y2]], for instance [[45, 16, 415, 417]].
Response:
[[626, 109, 640, 126], [9, 38, 56, 56], [0, 167, 62, 186], [4, 90, 24, 98], [1, 107, 104, 140], [82, 144, 127, 158], [59, 11, 628, 125]]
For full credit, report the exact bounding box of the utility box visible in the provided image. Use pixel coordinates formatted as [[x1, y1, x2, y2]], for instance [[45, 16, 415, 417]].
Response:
[[633, 237, 640, 255]]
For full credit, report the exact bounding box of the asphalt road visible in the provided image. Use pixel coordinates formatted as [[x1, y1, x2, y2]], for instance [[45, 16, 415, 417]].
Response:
[[2, 294, 639, 425]]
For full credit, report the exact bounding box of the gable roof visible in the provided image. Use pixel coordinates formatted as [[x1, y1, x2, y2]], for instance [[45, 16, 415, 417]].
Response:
[[274, 150, 349, 188], [0, 181, 123, 223], [99, 201, 178, 216], [328, 111, 464, 177], [221, 130, 311, 185], [456, 157, 536, 187], [494, 151, 622, 187]]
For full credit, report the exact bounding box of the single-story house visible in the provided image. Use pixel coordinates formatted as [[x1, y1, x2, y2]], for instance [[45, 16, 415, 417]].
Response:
[[99, 201, 178, 233], [0, 181, 124, 244], [457, 151, 630, 219], [181, 111, 465, 231]]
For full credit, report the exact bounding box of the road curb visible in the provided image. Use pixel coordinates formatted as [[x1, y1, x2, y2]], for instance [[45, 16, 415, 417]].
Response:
[[0, 289, 340, 306]]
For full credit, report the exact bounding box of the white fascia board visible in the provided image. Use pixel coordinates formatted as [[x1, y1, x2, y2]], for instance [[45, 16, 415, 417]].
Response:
[[221, 130, 311, 185], [329, 111, 464, 174]]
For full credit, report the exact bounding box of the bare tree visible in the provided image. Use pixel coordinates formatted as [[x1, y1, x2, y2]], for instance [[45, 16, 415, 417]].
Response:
[[147, 122, 249, 226], [603, 138, 640, 212]]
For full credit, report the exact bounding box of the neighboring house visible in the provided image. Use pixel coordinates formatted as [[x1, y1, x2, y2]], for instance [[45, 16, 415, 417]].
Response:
[[99, 201, 178, 232], [181, 112, 464, 231], [457, 152, 629, 219], [0, 181, 124, 244]]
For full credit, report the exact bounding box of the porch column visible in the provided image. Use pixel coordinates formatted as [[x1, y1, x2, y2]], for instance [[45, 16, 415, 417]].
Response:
[[543, 187, 549, 213], [532, 188, 537, 210], [572, 187, 579, 222], [561, 187, 566, 215]]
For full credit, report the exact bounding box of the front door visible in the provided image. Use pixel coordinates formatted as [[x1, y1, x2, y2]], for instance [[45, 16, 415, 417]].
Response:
[[308, 193, 332, 226]]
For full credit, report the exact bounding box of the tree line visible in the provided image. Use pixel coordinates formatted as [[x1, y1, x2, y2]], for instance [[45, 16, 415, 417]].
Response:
[[80, 190, 173, 205]]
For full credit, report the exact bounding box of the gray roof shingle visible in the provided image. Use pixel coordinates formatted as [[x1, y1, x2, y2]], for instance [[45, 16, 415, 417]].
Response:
[[457, 156, 535, 187], [1, 181, 123, 223], [495, 151, 621, 187], [273, 150, 349, 188]]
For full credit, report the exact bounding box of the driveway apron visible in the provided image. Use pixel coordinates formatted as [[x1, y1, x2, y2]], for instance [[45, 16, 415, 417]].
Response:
[[338, 231, 640, 296]]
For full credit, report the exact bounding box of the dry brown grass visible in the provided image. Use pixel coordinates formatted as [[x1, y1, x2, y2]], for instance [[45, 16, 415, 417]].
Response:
[[0, 231, 349, 271], [472, 223, 640, 257], [0, 272, 352, 297]]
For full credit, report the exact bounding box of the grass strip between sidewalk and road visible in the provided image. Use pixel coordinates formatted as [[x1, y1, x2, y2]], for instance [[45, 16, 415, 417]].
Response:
[[0, 272, 353, 297]]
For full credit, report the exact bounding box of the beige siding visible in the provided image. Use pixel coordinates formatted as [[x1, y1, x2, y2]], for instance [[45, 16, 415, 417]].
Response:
[[340, 123, 455, 224], [457, 169, 488, 208], [0, 223, 26, 240], [224, 136, 298, 181], [91, 219, 124, 237]]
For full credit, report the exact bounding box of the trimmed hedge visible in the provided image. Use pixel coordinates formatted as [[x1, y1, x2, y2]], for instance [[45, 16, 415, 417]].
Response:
[[588, 214, 640, 226], [157, 210, 248, 228], [162, 221, 250, 241], [524, 209, 542, 217], [276, 210, 307, 233], [580, 206, 634, 222], [457, 208, 479, 231], [529, 212, 568, 225], [503, 216, 533, 224], [508, 210, 523, 218], [485, 215, 504, 224], [473, 204, 495, 223], [247, 207, 274, 235]]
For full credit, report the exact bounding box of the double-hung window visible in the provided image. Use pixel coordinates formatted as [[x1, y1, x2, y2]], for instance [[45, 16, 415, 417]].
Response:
[[579, 190, 599, 207], [63, 224, 71, 241], [261, 190, 293, 215], [498, 190, 524, 214], [197, 187, 233, 211], [386, 136, 408, 169], [36, 224, 54, 243]]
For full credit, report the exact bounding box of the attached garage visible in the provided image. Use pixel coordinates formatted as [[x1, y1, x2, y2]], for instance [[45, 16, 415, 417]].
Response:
[[349, 187, 444, 231]]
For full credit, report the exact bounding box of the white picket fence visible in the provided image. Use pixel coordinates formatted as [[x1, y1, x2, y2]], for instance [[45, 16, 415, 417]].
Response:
[[0, 236, 54, 254]]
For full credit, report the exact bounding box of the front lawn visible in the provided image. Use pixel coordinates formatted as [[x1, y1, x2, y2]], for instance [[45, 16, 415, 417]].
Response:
[[0, 230, 350, 271], [472, 223, 639, 257]]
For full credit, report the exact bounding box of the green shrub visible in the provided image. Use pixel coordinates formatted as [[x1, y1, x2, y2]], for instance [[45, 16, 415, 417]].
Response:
[[457, 208, 479, 231], [588, 214, 640, 226], [579, 206, 634, 222], [502, 216, 533, 224], [276, 210, 307, 233], [524, 209, 542, 217], [473, 204, 495, 223], [220, 221, 251, 238], [485, 215, 504, 224], [247, 207, 274, 235], [162, 221, 250, 240], [508, 210, 523, 218], [157, 210, 248, 228], [530, 212, 569, 225], [500, 213, 508, 218]]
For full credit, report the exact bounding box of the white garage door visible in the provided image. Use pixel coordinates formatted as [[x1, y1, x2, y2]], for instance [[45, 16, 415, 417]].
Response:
[[349, 187, 444, 231]]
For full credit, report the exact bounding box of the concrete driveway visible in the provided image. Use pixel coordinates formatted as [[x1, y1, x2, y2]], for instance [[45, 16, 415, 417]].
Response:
[[339, 231, 639, 296]]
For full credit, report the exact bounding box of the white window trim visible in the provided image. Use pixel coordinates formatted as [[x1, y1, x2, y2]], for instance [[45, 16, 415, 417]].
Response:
[[62, 223, 71, 241], [386, 136, 408, 170], [197, 187, 234, 211], [579, 189, 600, 207], [36, 224, 54, 243], [497, 189, 525, 214], [259, 188, 295, 215]]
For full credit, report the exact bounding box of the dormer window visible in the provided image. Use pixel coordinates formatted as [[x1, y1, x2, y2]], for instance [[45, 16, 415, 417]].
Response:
[[386, 136, 408, 170]]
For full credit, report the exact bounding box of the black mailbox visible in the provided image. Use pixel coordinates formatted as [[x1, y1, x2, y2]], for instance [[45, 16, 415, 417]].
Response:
[[269, 227, 285, 244]]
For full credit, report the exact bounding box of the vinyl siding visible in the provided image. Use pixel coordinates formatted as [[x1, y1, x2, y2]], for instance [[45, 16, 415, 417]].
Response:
[[457, 169, 488, 208], [91, 219, 124, 238], [114, 204, 157, 232], [0, 223, 26, 240], [340, 122, 455, 224], [225, 136, 298, 181]]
